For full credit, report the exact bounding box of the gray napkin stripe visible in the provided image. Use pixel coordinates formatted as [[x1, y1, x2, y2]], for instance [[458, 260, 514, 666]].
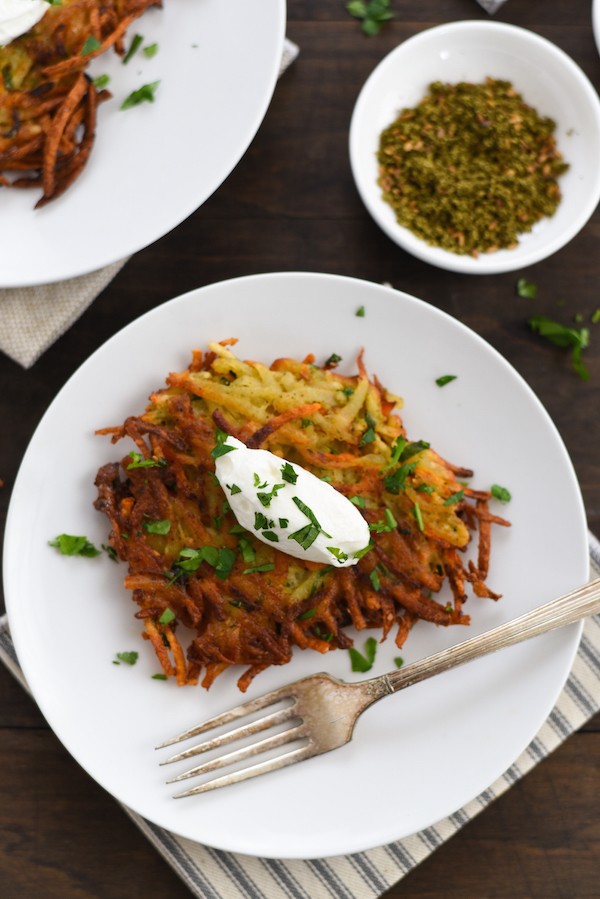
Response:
[[1, 530, 599, 899]]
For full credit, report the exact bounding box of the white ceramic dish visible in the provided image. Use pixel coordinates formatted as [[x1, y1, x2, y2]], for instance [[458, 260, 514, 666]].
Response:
[[349, 20, 600, 274], [0, 0, 285, 287], [4, 272, 588, 858]]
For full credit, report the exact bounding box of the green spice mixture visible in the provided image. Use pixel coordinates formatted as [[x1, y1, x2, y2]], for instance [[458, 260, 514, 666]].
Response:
[[377, 78, 569, 256]]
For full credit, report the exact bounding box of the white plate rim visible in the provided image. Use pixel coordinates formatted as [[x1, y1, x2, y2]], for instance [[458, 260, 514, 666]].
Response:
[[3, 271, 589, 857]]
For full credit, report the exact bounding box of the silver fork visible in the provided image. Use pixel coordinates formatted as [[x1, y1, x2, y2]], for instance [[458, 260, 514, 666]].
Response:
[[157, 576, 600, 797]]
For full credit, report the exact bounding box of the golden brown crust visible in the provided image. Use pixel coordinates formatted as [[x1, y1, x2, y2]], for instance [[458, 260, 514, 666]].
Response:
[[94, 340, 510, 691]]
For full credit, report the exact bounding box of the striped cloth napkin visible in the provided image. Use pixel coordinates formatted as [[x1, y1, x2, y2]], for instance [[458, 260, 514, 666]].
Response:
[[1, 532, 598, 898], [0, 38, 300, 370]]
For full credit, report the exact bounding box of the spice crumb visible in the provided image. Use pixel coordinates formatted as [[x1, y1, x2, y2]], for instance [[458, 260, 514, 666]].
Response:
[[377, 78, 569, 256]]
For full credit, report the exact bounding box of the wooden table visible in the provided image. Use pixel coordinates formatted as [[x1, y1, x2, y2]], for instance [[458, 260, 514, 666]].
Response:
[[1, 1, 599, 895]]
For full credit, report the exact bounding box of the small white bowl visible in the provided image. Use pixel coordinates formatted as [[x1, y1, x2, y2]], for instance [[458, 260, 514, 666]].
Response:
[[349, 20, 600, 274]]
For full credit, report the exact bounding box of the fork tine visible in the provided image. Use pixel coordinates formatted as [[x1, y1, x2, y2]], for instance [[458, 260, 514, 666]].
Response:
[[159, 705, 298, 766], [172, 743, 316, 798], [166, 723, 306, 783], [155, 682, 295, 750]]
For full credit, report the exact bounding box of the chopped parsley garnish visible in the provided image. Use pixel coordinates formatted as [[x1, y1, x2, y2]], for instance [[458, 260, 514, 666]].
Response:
[[354, 542, 373, 560], [278, 518, 289, 529], [81, 35, 102, 56], [360, 424, 376, 446], [401, 440, 430, 461], [443, 490, 464, 506], [49, 534, 101, 557], [292, 496, 323, 529], [346, 0, 395, 36], [102, 543, 118, 562], [143, 518, 171, 535], [123, 33, 143, 63], [369, 568, 381, 591], [262, 530, 279, 542], [227, 483, 242, 495], [254, 511, 274, 531], [158, 608, 176, 625], [299, 608, 316, 620], [257, 483, 285, 507], [152, 673, 167, 680], [288, 523, 320, 551], [349, 495, 366, 507], [115, 651, 138, 665], [92, 73, 110, 89], [243, 562, 275, 574], [529, 315, 590, 381], [592, 308, 600, 325], [369, 509, 397, 533], [327, 546, 349, 563], [280, 462, 298, 484], [126, 451, 166, 470], [121, 81, 160, 110], [143, 42, 159, 58], [349, 637, 378, 673], [413, 502, 424, 532], [172, 545, 235, 580], [435, 374, 457, 387], [1, 64, 12, 91], [356, 305, 366, 317], [416, 483, 434, 494], [516, 277, 538, 299], [324, 353, 342, 368], [210, 430, 237, 459], [238, 537, 255, 563], [383, 461, 416, 494], [394, 656, 404, 668], [491, 484, 512, 503], [253, 472, 268, 488]]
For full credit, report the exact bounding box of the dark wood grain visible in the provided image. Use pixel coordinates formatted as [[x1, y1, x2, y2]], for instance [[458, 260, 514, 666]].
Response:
[[1, 1, 599, 896]]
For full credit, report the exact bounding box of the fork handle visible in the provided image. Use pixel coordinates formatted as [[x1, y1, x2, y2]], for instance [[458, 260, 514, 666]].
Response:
[[381, 576, 600, 694]]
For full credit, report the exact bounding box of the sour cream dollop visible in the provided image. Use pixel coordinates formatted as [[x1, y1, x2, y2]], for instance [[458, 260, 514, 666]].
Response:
[[214, 436, 370, 568], [0, 0, 50, 47]]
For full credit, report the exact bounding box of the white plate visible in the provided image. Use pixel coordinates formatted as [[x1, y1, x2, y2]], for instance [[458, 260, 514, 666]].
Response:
[[349, 21, 600, 274], [4, 272, 588, 858], [594, 0, 600, 55], [0, 0, 285, 287]]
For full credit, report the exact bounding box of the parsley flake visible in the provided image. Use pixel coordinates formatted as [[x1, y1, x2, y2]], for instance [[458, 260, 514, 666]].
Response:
[[143, 518, 171, 535], [49, 534, 101, 557], [491, 484, 512, 503], [516, 278, 538, 299], [435, 374, 457, 387], [121, 80, 160, 110], [346, 0, 395, 35], [348, 637, 378, 673], [281, 462, 298, 484], [123, 33, 143, 64], [159, 608, 176, 625], [243, 562, 275, 574], [92, 73, 110, 89], [127, 451, 166, 470], [81, 35, 102, 56], [529, 315, 590, 381], [115, 651, 138, 665], [327, 546, 349, 563]]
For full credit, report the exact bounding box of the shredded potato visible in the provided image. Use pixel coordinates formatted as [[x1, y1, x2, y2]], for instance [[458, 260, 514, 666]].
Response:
[[94, 340, 510, 691], [0, 0, 160, 206]]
